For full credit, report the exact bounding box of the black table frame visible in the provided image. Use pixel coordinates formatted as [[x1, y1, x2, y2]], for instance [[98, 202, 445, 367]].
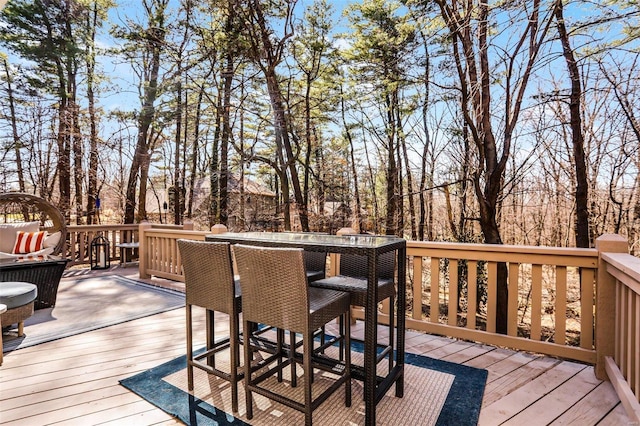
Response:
[[205, 232, 406, 425]]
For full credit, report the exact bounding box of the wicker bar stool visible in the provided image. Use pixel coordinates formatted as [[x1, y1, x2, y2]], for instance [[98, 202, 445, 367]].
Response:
[[234, 244, 351, 426], [177, 239, 243, 413], [303, 250, 327, 282], [310, 248, 396, 370], [281, 232, 328, 282]]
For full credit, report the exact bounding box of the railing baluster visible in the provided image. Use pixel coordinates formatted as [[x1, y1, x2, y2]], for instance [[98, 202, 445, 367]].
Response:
[[487, 262, 497, 333], [629, 293, 640, 401], [531, 264, 543, 341], [467, 260, 477, 330], [555, 265, 567, 345], [171, 238, 178, 274], [625, 287, 632, 383], [430, 257, 439, 323], [622, 285, 629, 377], [448, 259, 458, 326], [616, 278, 622, 366], [412, 255, 423, 321], [508, 262, 519, 336], [580, 267, 595, 349]]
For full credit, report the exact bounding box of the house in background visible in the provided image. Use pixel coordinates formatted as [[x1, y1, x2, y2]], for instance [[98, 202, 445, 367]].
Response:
[[144, 176, 371, 233]]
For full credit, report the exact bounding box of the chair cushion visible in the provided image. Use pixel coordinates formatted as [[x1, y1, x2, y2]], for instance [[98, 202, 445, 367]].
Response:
[[310, 275, 395, 307], [0, 221, 40, 253], [306, 269, 325, 282], [308, 287, 350, 330], [0, 246, 54, 260], [0, 281, 38, 309]]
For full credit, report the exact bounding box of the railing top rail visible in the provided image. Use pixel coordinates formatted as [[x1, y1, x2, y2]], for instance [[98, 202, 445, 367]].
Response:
[[408, 240, 598, 258], [68, 224, 139, 231], [145, 224, 190, 230], [142, 228, 208, 234], [602, 252, 640, 293]]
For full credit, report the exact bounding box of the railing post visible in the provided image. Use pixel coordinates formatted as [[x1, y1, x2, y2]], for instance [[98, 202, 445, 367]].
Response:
[[138, 221, 152, 279], [595, 234, 628, 380], [333, 227, 356, 276], [183, 220, 194, 231], [211, 224, 228, 234]]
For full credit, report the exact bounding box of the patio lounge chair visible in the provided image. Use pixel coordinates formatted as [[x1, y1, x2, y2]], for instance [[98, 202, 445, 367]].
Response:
[[0, 193, 69, 309], [0, 192, 67, 257]]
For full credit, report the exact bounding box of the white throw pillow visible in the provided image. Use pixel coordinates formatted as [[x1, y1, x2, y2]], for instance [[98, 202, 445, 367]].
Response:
[[44, 231, 62, 249], [0, 221, 40, 253]]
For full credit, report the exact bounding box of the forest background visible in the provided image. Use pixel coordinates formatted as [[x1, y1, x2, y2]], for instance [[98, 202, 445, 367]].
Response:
[[0, 0, 639, 256]]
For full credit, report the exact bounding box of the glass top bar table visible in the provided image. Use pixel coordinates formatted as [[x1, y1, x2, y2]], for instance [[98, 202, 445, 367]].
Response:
[[205, 232, 406, 426]]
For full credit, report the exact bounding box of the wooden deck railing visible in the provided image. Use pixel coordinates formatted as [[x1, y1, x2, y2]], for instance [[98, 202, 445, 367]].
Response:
[[364, 240, 599, 364], [137, 222, 210, 282], [600, 246, 640, 423], [114, 224, 639, 420], [65, 224, 139, 266]]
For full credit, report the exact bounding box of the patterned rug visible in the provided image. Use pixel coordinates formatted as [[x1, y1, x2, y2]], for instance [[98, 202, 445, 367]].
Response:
[[121, 340, 487, 425], [2, 274, 185, 352]]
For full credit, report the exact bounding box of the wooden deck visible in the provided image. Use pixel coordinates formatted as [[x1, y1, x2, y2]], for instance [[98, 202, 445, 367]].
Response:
[[0, 267, 633, 425]]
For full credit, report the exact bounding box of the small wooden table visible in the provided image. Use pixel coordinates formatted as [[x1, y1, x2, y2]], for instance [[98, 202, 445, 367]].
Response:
[[115, 242, 139, 267]]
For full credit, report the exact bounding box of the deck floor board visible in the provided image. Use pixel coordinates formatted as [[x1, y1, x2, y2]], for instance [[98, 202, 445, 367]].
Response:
[[0, 269, 629, 425]]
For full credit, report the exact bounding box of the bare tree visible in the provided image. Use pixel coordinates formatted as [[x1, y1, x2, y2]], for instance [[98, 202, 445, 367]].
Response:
[[554, 0, 589, 247], [116, 0, 170, 224], [434, 0, 555, 333], [238, 0, 310, 231]]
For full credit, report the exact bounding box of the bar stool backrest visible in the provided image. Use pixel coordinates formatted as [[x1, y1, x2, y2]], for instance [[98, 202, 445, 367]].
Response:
[[339, 250, 395, 280], [234, 244, 309, 334], [178, 239, 235, 313]]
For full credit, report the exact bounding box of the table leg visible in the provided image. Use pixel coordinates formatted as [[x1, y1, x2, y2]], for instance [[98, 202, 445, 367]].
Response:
[[396, 245, 406, 397], [364, 253, 378, 426], [119, 247, 127, 267]]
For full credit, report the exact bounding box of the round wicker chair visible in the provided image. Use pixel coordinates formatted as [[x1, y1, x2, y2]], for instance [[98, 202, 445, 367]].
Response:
[[0, 192, 67, 255]]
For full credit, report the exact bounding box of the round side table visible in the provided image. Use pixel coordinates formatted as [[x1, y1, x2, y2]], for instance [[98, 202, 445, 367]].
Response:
[[0, 303, 6, 365]]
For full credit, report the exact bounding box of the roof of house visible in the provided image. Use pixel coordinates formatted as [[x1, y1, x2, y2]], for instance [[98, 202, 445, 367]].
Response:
[[228, 176, 276, 196], [195, 175, 276, 197]]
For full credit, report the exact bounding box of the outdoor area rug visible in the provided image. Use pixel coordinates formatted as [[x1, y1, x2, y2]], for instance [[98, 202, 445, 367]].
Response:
[[2, 274, 185, 352], [121, 341, 487, 425]]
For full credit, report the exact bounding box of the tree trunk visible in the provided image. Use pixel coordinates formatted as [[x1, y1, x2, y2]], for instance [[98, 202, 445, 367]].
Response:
[[56, 101, 71, 224], [418, 31, 431, 241], [340, 84, 363, 232], [86, 4, 99, 225], [384, 92, 398, 236], [124, 4, 166, 224], [173, 78, 183, 225], [555, 0, 589, 248], [3, 58, 25, 193], [187, 85, 205, 219], [220, 51, 234, 226], [243, 0, 309, 231], [72, 99, 83, 225], [398, 105, 417, 239]]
